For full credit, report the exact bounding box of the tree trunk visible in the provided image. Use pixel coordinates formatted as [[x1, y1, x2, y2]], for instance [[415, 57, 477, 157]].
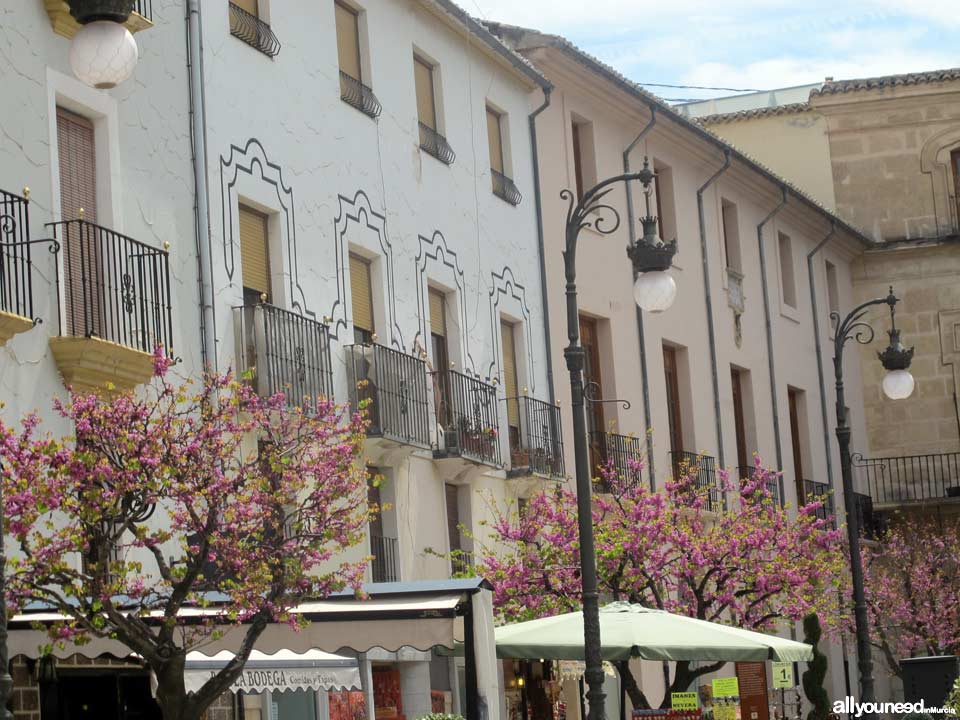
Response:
[[669, 660, 726, 706], [616, 660, 651, 710], [153, 654, 202, 720]]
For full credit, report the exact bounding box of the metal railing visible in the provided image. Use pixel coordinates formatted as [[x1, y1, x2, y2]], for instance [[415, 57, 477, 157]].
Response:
[[370, 534, 399, 583], [48, 219, 172, 354], [451, 549, 475, 577], [346, 342, 430, 448], [1, 188, 44, 322], [736, 466, 781, 505], [802, 479, 835, 524], [671, 450, 724, 511], [340, 71, 382, 119], [233, 302, 333, 407], [589, 431, 643, 490], [229, 2, 281, 57], [853, 492, 882, 540], [133, 0, 153, 21], [505, 395, 564, 479], [432, 368, 500, 466], [419, 122, 456, 165], [491, 169, 522, 206], [852, 451, 960, 506]]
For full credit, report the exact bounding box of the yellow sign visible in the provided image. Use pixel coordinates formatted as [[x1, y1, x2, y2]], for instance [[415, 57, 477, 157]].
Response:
[[712, 677, 740, 697], [671, 692, 699, 710], [772, 662, 794, 689], [714, 702, 738, 720]]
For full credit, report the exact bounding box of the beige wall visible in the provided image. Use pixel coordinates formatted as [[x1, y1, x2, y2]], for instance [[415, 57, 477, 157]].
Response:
[[703, 111, 837, 210], [811, 80, 960, 243]]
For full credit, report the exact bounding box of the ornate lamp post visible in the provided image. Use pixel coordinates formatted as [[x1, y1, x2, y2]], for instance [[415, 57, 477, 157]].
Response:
[[563, 159, 677, 719], [831, 287, 914, 718]]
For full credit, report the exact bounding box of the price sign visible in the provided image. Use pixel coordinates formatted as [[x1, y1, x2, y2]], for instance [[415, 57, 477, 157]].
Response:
[[712, 677, 740, 697], [671, 692, 699, 710], [772, 661, 794, 689]]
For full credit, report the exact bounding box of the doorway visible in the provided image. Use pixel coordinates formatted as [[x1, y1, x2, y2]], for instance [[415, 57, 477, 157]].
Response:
[[49, 673, 160, 720]]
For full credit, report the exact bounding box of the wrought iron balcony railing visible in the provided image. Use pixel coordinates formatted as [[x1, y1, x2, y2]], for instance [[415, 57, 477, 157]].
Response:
[[1, 188, 60, 324], [134, 0, 153, 22], [346, 342, 430, 448], [505, 395, 564, 479], [370, 533, 399, 583], [736, 465, 781, 506], [853, 491, 882, 541], [233, 302, 333, 407], [47, 219, 172, 353], [671, 450, 724, 511], [802, 479, 835, 524], [589, 431, 643, 491], [853, 451, 960, 506], [340, 71, 382, 119], [451, 549, 475, 578], [432, 368, 500, 466], [229, 2, 281, 57], [418, 122, 456, 165], [491, 169, 522, 206]]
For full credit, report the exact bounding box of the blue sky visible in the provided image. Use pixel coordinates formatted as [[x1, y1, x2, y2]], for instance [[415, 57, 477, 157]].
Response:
[[469, 0, 958, 102]]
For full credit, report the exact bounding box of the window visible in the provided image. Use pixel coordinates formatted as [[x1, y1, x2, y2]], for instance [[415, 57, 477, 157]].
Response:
[[825, 260, 840, 315], [663, 345, 683, 454], [952, 149, 960, 223], [721, 198, 741, 272], [430, 288, 451, 425], [445, 483, 471, 575], [335, 1, 362, 82], [501, 319, 521, 451], [368, 467, 398, 583], [731, 367, 754, 476], [788, 388, 807, 503], [414, 55, 437, 130], [228, 0, 280, 57], [239, 204, 271, 305], [571, 118, 597, 200], [579, 316, 604, 436], [778, 232, 797, 308], [349, 253, 375, 344], [487, 106, 504, 175], [653, 159, 677, 243]]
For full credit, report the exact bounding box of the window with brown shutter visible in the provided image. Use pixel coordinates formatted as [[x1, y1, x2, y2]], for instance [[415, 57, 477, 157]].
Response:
[[788, 388, 805, 502], [430, 288, 451, 426], [414, 55, 437, 130], [731, 368, 748, 472], [572, 122, 585, 200], [663, 345, 683, 454], [445, 483, 461, 554], [239, 204, 271, 302], [486, 107, 504, 174], [57, 107, 100, 338], [350, 253, 374, 343], [335, 1, 362, 82], [501, 320, 520, 432]]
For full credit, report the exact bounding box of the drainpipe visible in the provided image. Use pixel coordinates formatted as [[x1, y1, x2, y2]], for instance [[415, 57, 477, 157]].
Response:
[[529, 88, 554, 404], [757, 187, 789, 502], [807, 221, 838, 493], [696, 149, 732, 470], [623, 105, 657, 487], [186, 0, 217, 370]]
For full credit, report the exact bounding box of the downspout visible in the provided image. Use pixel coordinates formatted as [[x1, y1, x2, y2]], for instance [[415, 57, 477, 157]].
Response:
[[757, 187, 789, 502], [696, 149, 732, 470], [186, 0, 217, 370], [623, 106, 658, 487], [529, 88, 554, 404], [807, 221, 838, 493]]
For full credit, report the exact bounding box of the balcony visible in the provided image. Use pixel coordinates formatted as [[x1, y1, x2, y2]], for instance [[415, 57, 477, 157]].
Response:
[[853, 452, 960, 508], [44, 0, 153, 39], [370, 534, 399, 583], [590, 431, 643, 491], [432, 369, 500, 467], [47, 219, 172, 394], [671, 451, 724, 511], [451, 549, 475, 578], [229, 2, 281, 57], [801, 479, 835, 524], [0, 188, 53, 344], [418, 122, 456, 165], [853, 492, 882, 541], [233, 302, 333, 407], [340, 72, 382, 119], [736, 466, 781, 506], [345, 342, 430, 448], [505, 395, 564, 480], [491, 169, 522, 206]]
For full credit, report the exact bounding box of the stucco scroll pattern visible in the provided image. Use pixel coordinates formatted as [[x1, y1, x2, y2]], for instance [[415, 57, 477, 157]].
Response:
[[328, 190, 404, 349], [414, 230, 476, 375], [218, 138, 314, 318], [486, 266, 535, 392]]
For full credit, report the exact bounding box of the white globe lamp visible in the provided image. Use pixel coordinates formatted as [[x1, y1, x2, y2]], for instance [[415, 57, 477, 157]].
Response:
[[881, 368, 914, 400], [70, 20, 139, 89], [633, 270, 677, 313]]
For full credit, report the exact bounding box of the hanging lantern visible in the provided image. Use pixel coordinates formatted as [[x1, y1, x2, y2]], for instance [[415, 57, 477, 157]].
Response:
[[67, 0, 138, 89], [627, 158, 678, 313]]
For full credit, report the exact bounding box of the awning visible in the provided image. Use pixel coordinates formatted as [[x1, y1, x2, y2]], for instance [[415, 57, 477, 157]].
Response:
[[183, 649, 361, 694]]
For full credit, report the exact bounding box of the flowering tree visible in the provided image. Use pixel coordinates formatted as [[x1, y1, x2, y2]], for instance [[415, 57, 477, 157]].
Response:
[[479, 460, 848, 708], [0, 352, 369, 720], [863, 517, 960, 677]]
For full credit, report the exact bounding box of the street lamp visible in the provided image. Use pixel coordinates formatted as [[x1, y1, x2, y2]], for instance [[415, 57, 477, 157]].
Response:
[[831, 287, 913, 718], [563, 158, 676, 720], [67, 0, 139, 89]]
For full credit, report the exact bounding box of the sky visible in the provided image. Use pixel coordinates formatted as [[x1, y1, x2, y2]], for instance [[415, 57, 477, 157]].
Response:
[[467, 0, 959, 103]]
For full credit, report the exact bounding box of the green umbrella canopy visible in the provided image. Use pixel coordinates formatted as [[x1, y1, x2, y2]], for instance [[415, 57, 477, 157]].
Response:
[[495, 602, 813, 663]]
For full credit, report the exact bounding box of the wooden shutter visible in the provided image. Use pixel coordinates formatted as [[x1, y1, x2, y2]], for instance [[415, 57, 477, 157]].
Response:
[[788, 389, 804, 490], [663, 345, 683, 454], [486, 108, 504, 173], [57, 107, 99, 338], [414, 56, 436, 130], [732, 368, 748, 471], [350, 253, 374, 334], [445, 483, 461, 553], [239, 205, 271, 297], [233, 0, 257, 15], [429, 288, 446, 337], [572, 122, 585, 200], [335, 1, 362, 81], [579, 316, 604, 432], [501, 320, 520, 428]]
